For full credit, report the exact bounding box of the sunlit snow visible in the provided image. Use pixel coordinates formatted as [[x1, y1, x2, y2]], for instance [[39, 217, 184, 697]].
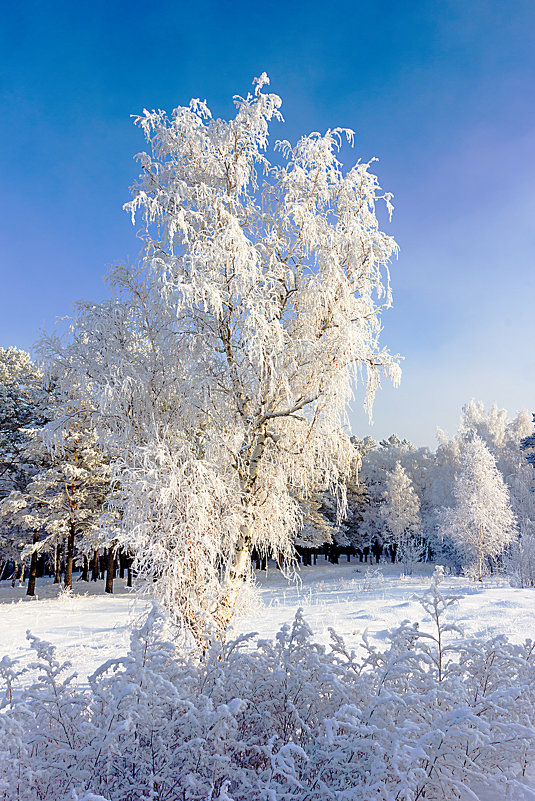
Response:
[[2, 562, 534, 685]]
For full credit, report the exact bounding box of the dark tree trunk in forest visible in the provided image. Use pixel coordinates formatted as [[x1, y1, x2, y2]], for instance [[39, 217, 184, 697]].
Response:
[[125, 553, 133, 587], [27, 532, 40, 596], [81, 553, 89, 581], [54, 543, 62, 584], [65, 526, 75, 589], [119, 549, 127, 579], [105, 547, 115, 594], [329, 545, 339, 564], [91, 550, 99, 582]]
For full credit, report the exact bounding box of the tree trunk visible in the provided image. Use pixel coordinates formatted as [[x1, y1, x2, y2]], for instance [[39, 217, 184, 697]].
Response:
[[64, 525, 75, 589], [211, 541, 251, 634], [478, 525, 484, 581], [105, 546, 115, 594], [91, 549, 99, 582], [54, 543, 61, 584], [26, 532, 40, 597], [126, 552, 133, 587], [81, 553, 89, 581]]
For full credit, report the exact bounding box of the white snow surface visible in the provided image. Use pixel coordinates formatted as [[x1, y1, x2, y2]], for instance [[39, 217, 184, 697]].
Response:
[[1, 561, 535, 685]]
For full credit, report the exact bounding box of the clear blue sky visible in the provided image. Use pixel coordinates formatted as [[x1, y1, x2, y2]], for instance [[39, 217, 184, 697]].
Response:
[[1, 0, 534, 446]]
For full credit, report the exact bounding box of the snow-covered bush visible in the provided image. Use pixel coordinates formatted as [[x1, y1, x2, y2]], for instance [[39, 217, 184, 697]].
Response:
[[360, 565, 384, 592], [1, 586, 535, 800]]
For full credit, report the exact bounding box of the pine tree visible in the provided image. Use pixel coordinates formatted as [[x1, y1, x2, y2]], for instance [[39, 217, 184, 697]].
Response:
[[1, 408, 110, 592], [0, 348, 53, 591]]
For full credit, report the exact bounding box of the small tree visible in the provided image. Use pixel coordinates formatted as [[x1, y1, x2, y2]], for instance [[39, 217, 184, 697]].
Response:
[[41, 75, 400, 640], [438, 435, 517, 580], [381, 461, 421, 570]]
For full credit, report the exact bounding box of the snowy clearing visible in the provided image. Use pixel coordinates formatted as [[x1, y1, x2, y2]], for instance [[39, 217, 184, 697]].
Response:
[[2, 564, 535, 800], [2, 562, 534, 684]]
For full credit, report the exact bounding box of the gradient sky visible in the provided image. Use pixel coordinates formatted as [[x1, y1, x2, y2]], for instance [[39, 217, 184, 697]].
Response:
[[1, 0, 534, 447]]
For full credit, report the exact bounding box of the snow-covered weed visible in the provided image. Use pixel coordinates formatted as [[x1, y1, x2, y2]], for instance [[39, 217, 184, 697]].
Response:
[[1, 579, 535, 800], [360, 565, 384, 592], [56, 584, 80, 609]]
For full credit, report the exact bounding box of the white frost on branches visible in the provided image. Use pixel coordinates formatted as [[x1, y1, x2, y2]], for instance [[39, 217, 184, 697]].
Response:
[[40, 75, 400, 639], [2, 598, 535, 800], [438, 434, 517, 580], [381, 461, 422, 570]]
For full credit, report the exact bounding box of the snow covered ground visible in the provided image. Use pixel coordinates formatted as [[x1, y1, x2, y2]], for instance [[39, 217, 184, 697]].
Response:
[[1, 560, 534, 684]]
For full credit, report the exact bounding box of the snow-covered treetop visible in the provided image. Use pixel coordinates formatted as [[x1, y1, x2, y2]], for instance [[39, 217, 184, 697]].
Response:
[[0, 348, 49, 442], [521, 413, 535, 467], [44, 74, 400, 444]]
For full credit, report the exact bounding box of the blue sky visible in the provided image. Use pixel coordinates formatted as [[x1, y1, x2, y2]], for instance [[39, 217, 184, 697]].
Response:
[[1, 0, 534, 447]]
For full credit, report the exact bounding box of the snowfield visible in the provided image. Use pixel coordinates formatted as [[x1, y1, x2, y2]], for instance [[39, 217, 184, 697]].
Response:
[[2, 561, 534, 684], [2, 563, 535, 801]]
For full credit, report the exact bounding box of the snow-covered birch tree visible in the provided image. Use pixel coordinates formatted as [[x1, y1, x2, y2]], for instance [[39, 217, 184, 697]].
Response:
[[381, 461, 422, 570], [438, 434, 517, 581], [41, 74, 400, 641]]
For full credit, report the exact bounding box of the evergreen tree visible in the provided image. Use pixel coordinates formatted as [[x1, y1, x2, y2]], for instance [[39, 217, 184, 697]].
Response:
[[1, 412, 110, 591], [0, 348, 53, 590]]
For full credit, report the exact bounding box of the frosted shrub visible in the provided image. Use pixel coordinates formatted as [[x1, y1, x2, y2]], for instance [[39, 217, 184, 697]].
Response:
[[1, 594, 535, 800], [360, 565, 384, 592]]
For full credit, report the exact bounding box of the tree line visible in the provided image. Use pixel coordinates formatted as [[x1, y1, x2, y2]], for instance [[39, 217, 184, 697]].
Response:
[[1, 344, 533, 597]]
